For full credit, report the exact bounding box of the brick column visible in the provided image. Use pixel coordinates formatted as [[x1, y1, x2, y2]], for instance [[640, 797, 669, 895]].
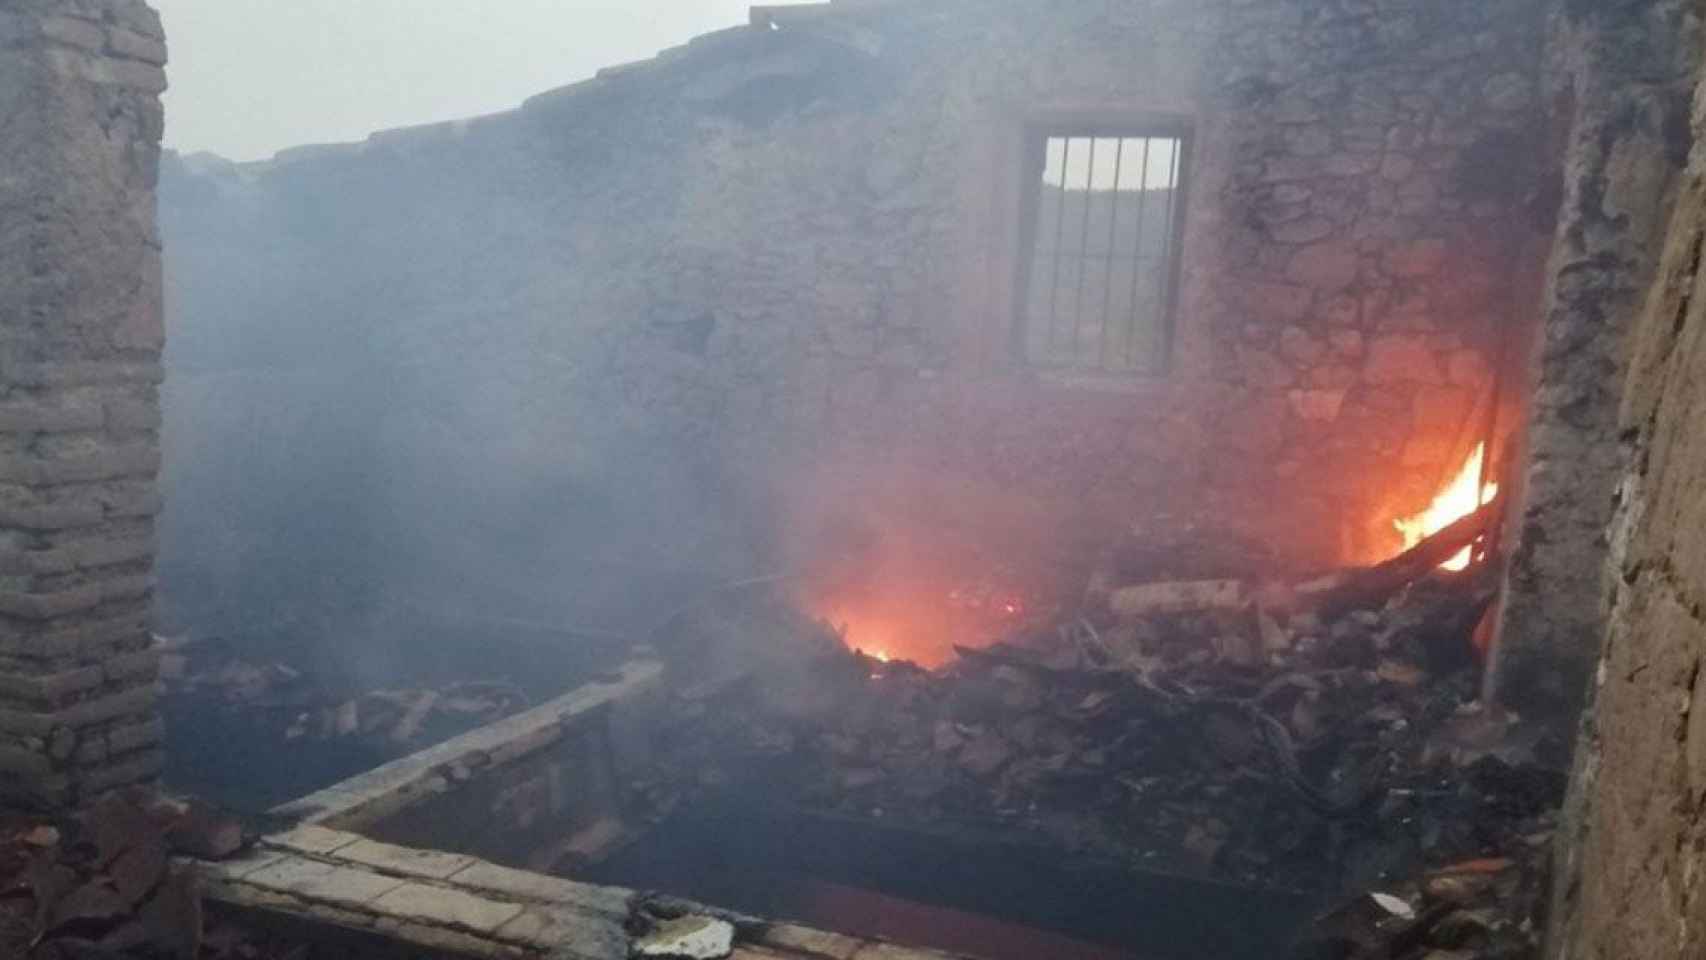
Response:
[[0, 0, 168, 807]]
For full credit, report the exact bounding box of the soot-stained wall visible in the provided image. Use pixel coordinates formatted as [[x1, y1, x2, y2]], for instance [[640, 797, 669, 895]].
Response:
[[158, 0, 1552, 653]]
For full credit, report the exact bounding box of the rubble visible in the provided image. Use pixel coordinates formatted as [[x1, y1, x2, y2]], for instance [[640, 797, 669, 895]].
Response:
[[635, 539, 1564, 950], [0, 787, 249, 960], [632, 915, 736, 959], [158, 635, 530, 755]]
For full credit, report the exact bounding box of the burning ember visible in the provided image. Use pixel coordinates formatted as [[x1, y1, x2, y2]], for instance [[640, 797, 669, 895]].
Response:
[[1394, 443, 1499, 571], [812, 584, 1030, 668]]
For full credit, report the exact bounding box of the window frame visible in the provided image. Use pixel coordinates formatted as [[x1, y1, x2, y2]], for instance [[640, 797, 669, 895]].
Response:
[[1010, 115, 1194, 379]]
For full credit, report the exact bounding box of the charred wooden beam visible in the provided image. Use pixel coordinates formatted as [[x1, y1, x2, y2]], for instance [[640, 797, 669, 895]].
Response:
[[1308, 503, 1499, 622]]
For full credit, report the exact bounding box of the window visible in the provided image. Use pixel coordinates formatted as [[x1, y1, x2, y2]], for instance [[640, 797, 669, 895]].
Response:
[[1017, 128, 1188, 375]]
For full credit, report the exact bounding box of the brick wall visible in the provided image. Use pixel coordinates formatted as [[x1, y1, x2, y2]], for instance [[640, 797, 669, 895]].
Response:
[[0, 0, 167, 807]]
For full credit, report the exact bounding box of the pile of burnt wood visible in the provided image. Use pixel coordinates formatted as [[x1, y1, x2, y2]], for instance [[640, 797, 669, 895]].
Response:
[[640, 504, 1564, 908]]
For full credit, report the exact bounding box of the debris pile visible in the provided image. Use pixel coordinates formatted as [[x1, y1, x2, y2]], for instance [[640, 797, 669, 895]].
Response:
[[0, 788, 245, 960], [1291, 845, 1552, 959], [640, 516, 1564, 909], [159, 637, 529, 750]]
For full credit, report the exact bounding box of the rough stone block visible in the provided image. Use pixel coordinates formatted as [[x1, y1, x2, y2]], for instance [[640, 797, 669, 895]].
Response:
[[371, 883, 525, 934], [105, 27, 166, 65], [40, 16, 105, 53], [1289, 388, 1347, 422], [102, 647, 159, 683], [94, 56, 166, 93], [0, 743, 56, 777], [0, 608, 151, 662], [266, 824, 362, 857], [241, 857, 405, 908], [106, 715, 164, 754], [1287, 243, 1361, 289], [336, 838, 477, 880], [0, 681, 154, 738], [761, 924, 867, 959], [81, 746, 161, 792], [489, 906, 629, 958], [103, 397, 162, 432], [0, 664, 103, 706], [449, 860, 632, 917], [0, 572, 152, 620], [0, 399, 106, 433], [1365, 334, 1443, 384], [1385, 238, 1449, 278], [849, 944, 955, 960], [0, 499, 106, 532], [0, 361, 165, 389], [0, 445, 161, 486]]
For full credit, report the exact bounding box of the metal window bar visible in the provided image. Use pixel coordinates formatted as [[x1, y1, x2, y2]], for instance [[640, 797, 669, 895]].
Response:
[[1037, 138, 1064, 356], [1026, 132, 1183, 374], [1070, 136, 1097, 365], [1152, 139, 1184, 373], [1097, 136, 1125, 369]]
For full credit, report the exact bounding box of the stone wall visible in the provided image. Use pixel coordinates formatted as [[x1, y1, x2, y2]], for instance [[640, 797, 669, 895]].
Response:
[[156, 0, 1552, 651], [1492, 0, 1705, 732], [1547, 50, 1706, 960], [0, 0, 168, 807]]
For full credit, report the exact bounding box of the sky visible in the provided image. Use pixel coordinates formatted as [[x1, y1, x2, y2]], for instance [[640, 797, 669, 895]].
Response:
[[151, 0, 810, 161]]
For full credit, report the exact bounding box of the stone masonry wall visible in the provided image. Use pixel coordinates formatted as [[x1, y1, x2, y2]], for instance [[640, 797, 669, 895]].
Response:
[[0, 0, 167, 807], [155, 0, 1551, 648], [1493, 0, 1704, 729], [1547, 53, 1706, 960]]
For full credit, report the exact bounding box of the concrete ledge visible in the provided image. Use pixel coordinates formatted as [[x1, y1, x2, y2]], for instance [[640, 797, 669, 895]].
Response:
[[199, 827, 965, 960], [274, 659, 663, 832], [205, 659, 967, 958]]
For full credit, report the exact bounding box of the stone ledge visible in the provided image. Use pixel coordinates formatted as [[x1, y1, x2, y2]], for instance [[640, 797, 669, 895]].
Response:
[[761, 924, 868, 959], [201, 832, 964, 960], [274, 659, 663, 830], [267, 824, 363, 857], [332, 837, 476, 880], [447, 860, 632, 918], [371, 882, 525, 933]]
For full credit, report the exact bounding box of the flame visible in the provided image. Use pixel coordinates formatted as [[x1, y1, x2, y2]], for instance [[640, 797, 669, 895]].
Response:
[[813, 585, 1029, 668], [1393, 443, 1499, 571]]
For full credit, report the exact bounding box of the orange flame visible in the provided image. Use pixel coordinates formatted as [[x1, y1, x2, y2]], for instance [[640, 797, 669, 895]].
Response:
[[1393, 443, 1499, 572]]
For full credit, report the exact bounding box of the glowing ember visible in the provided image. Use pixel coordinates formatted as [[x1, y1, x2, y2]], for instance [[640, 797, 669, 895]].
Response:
[[1394, 442, 1499, 571]]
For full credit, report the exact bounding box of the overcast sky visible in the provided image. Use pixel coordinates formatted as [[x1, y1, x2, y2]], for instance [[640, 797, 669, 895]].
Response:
[[151, 0, 808, 161]]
